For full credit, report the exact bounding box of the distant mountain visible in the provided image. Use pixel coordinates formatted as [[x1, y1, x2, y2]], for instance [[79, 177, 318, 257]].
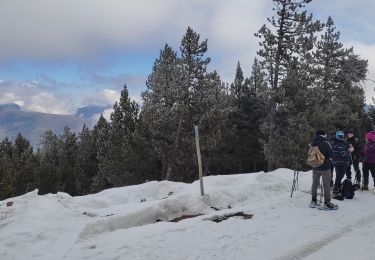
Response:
[[364, 104, 374, 113], [0, 103, 100, 147], [76, 105, 111, 120]]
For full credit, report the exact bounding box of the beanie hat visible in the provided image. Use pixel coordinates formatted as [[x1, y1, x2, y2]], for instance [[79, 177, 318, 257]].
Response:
[[315, 130, 326, 136], [336, 131, 345, 140], [365, 130, 375, 142], [347, 129, 354, 134]]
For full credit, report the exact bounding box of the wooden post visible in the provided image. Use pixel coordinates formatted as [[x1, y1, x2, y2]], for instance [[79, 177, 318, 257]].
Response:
[[194, 125, 204, 196]]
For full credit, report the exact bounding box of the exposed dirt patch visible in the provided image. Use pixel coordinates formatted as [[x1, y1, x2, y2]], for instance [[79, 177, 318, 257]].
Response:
[[169, 214, 203, 222], [205, 212, 253, 223]]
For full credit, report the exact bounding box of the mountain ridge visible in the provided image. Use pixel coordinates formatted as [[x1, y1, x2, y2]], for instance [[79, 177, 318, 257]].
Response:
[[0, 103, 108, 147]]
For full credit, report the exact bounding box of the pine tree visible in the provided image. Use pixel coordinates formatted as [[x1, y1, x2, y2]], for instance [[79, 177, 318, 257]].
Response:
[[91, 114, 112, 192], [255, 0, 321, 170], [141, 44, 183, 181], [12, 133, 36, 196], [311, 16, 368, 133], [99, 85, 139, 187], [0, 137, 14, 199], [172, 26, 211, 181], [225, 61, 266, 173], [58, 127, 78, 195], [37, 130, 60, 194], [193, 70, 230, 176], [75, 124, 98, 195]]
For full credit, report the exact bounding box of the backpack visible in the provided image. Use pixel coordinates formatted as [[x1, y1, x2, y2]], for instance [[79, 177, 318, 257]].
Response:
[[340, 179, 355, 199], [332, 140, 349, 166], [307, 146, 325, 168]]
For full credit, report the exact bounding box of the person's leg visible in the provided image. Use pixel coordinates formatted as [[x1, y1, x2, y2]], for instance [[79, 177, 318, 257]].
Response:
[[353, 157, 361, 181], [311, 170, 320, 200], [330, 164, 334, 187], [346, 161, 352, 179], [369, 164, 375, 188], [322, 169, 331, 203], [363, 163, 370, 188], [334, 165, 346, 193]]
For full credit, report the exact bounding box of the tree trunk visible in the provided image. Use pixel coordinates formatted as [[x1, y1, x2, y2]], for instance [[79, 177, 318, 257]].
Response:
[[165, 116, 183, 181]]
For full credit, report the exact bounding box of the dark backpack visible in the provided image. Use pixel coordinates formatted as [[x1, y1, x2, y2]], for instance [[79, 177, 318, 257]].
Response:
[[340, 179, 355, 199], [332, 140, 349, 166]]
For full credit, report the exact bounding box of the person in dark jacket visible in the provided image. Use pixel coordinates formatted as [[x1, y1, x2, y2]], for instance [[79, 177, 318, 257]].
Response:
[[345, 129, 361, 182], [309, 130, 335, 209], [331, 131, 351, 195], [361, 130, 375, 190]]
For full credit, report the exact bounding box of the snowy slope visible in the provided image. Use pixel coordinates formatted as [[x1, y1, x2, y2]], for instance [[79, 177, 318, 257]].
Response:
[[1, 169, 375, 260]]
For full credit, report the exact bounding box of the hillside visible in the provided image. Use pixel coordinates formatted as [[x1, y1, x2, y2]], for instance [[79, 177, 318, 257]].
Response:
[[0, 104, 102, 147]]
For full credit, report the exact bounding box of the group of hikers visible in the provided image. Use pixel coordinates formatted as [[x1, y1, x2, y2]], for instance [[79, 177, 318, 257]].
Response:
[[308, 129, 375, 210]]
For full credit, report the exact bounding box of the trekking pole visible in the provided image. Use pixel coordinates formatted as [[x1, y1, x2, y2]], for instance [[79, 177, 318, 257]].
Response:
[[290, 163, 301, 198], [290, 170, 297, 198], [361, 164, 365, 192], [296, 163, 301, 190]]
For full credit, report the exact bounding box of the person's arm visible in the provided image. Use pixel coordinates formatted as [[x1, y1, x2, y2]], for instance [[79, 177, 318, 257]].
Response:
[[349, 143, 354, 153], [325, 141, 333, 159], [361, 145, 366, 162]]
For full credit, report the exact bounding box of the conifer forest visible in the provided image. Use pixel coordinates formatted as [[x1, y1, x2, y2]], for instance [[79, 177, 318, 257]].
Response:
[[0, 0, 374, 199]]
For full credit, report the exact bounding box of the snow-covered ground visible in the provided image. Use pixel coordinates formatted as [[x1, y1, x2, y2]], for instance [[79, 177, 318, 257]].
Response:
[[1, 168, 375, 260]]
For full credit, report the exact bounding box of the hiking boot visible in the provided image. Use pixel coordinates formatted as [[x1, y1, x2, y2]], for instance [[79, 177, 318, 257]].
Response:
[[332, 193, 344, 200], [309, 201, 318, 208], [322, 202, 338, 210], [362, 185, 369, 191], [353, 183, 361, 191], [309, 198, 318, 208]]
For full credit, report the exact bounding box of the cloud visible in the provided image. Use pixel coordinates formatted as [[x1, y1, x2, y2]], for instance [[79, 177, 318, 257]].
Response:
[[78, 70, 146, 92], [78, 72, 146, 105], [91, 108, 114, 122], [0, 0, 268, 75], [81, 89, 120, 107], [0, 80, 77, 114], [0, 0, 374, 105]]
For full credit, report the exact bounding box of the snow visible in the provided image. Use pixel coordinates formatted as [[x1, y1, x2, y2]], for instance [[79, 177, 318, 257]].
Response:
[[1, 168, 375, 260]]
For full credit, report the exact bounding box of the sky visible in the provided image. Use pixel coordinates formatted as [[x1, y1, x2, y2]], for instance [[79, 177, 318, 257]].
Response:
[[0, 0, 374, 115]]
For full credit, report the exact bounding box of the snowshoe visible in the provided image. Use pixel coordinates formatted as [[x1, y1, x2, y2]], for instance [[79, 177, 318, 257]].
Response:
[[309, 200, 319, 208], [353, 178, 361, 191], [353, 183, 360, 191], [318, 202, 338, 210], [332, 194, 344, 201]]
